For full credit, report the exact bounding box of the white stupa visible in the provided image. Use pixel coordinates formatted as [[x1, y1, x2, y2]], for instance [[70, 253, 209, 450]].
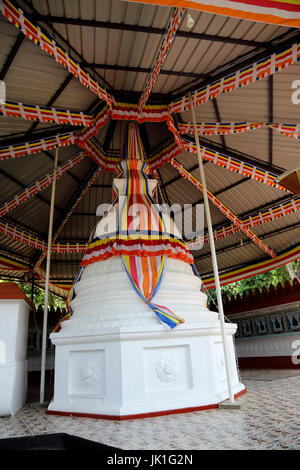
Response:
[[48, 123, 244, 419]]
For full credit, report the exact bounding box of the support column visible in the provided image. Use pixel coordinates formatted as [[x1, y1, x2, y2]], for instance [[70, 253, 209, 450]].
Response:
[[40, 147, 59, 404], [189, 94, 235, 404]]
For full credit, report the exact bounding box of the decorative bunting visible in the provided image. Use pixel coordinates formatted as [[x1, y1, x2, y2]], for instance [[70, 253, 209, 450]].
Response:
[[171, 158, 277, 258], [33, 244, 300, 293], [0, 219, 88, 253], [0, 152, 85, 218], [0, 0, 114, 106], [113, 102, 169, 123], [139, 7, 184, 109], [123, 1, 300, 28], [0, 132, 77, 160], [77, 103, 172, 170], [0, 101, 94, 127], [0, 220, 46, 251], [170, 41, 300, 113], [187, 195, 300, 250], [181, 138, 288, 192], [202, 244, 300, 290], [179, 121, 300, 140], [77, 103, 171, 145]]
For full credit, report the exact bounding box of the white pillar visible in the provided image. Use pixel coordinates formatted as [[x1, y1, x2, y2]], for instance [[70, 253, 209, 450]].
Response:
[[189, 94, 235, 403], [40, 147, 59, 404]]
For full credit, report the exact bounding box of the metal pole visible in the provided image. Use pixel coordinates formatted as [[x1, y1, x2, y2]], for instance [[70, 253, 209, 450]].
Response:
[[189, 94, 235, 404], [40, 147, 59, 404]]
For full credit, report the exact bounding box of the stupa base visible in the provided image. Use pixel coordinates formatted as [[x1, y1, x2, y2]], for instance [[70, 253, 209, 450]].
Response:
[[48, 322, 245, 419], [47, 388, 246, 420]]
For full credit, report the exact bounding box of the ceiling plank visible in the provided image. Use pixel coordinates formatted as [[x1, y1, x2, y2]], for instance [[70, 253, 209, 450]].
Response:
[[0, 32, 24, 81]]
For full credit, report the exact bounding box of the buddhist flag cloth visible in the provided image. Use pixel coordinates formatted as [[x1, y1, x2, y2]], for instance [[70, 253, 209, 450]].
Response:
[[80, 123, 193, 328], [117, 124, 185, 329], [119, 158, 185, 329], [124, 1, 300, 28]]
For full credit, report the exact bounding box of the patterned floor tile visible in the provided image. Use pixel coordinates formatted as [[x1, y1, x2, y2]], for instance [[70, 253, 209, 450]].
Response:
[[0, 369, 299, 450]]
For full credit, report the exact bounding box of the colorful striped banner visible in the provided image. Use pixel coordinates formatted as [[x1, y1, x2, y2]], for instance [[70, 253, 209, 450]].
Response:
[[80, 123, 191, 328], [179, 121, 300, 140], [0, 254, 30, 271], [202, 244, 300, 290], [187, 195, 300, 249], [33, 243, 300, 294], [72, 102, 170, 145], [0, 0, 114, 106], [77, 103, 172, 168], [171, 158, 277, 258], [170, 40, 300, 113], [0, 132, 77, 160], [112, 102, 169, 123], [0, 151, 85, 218], [139, 7, 184, 109], [0, 101, 94, 127], [123, 1, 300, 28], [181, 138, 289, 192]]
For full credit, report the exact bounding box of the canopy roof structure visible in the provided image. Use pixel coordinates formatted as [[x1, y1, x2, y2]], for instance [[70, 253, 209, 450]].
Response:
[[0, 0, 300, 299]]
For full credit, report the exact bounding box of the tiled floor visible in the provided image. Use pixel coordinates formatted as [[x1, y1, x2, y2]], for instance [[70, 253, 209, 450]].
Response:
[[0, 369, 300, 450]]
